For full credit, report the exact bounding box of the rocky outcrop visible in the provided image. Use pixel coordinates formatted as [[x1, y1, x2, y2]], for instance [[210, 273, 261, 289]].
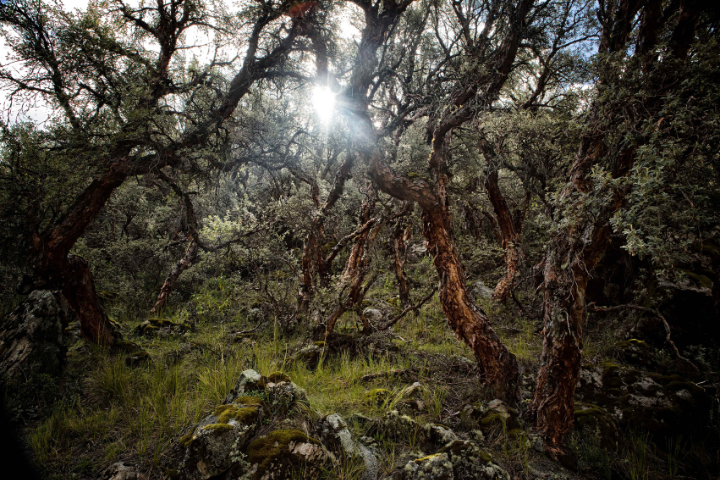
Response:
[[172, 370, 329, 480], [397, 440, 509, 480], [0, 291, 66, 383], [317, 414, 379, 480], [576, 362, 710, 437], [98, 462, 143, 480]]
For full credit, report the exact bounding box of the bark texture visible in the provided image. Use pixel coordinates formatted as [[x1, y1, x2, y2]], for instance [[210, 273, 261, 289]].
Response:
[[530, 0, 701, 447]]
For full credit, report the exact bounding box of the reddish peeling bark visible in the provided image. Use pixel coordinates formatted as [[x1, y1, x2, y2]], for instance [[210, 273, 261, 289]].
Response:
[[151, 239, 199, 314], [531, 0, 700, 447], [423, 205, 520, 399], [325, 187, 379, 335], [60, 255, 118, 346], [484, 170, 524, 303]]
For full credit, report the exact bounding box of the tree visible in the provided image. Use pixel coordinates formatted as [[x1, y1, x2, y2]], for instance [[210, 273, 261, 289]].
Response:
[[0, 0, 308, 344]]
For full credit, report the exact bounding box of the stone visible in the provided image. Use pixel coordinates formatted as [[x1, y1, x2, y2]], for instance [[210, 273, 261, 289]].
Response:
[[178, 398, 264, 480], [362, 308, 385, 324], [576, 363, 711, 437], [382, 410, 426, 443], [244, 429, 333, 480], [0, 290, 66, 383], [397, 441, 509, 480], [223, 369, 267, 404], [291, 341, 327, 369], [317, 414, 379, 480], [474, 399, 522, 438], [98, 462, 142, 480], [424, 424, 458, 449], [397, 382, 427, 412], [616, 339, 657, 368]]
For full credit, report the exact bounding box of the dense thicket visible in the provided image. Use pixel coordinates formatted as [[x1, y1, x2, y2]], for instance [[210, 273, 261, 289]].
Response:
[[1, 0, 719, 456]]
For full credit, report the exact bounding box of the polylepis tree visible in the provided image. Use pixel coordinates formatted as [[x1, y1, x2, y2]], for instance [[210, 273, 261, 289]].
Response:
[[0, 0, 312, 345], [530, 0, 708, 449]]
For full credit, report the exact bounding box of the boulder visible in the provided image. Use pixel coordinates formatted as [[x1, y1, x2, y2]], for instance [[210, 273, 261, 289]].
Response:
[[397, 441, 509, 480], [244, 429, 333, 480], [576, 363, 711, 437], [291, 341, 327, 369], [424, 424, 459, 450], [0, 291, 66, 383], [616, 339, 657, 369], [178, 397, 264, 480], [317, 414, 379, 480]]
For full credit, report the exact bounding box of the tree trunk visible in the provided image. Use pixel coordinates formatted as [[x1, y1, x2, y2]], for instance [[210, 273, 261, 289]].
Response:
[[151, 239, 199, 314], [60, 255, 118, 346], [422, 206, 519, 401], [326, 188, 378, 335], [484, 170, 523, 303], [393, 214, 412, 308]]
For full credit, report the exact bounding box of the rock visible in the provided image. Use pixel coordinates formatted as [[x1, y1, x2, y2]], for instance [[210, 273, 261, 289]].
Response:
[[134, 318, 188, 336], [397, 382, 427, 412], [616, 339, 657, 368], [98, 462, 142, 480], [0, 290, 66, 383], [399, 452, 453, 479], [178, 397, 264, 480], [424, 424, 458, 449], [382, 410, 426, 443], [472, 281, 494, 300], [222, 369, 267, 403], [362, 308, 385, 324], [573, 403, 619, 450], [317, 414, 379, 480], [474, 399, 522, 438], [291, 341, 327, 369], [576, 363, 711, 437], [244, 429, 333, 480], [398, 441, 509, 480]]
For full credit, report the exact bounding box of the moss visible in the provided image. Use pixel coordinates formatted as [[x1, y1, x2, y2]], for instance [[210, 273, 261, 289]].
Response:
[[202, 423, 235, 432], [246, 429, 319, 477], [313, 341, 326, 347], [179, 426, 197, 448], [363, 388, 391, 406], [233, 395, 263, 406], [267, 371, 291, 383], [212, 404, 260, 425]]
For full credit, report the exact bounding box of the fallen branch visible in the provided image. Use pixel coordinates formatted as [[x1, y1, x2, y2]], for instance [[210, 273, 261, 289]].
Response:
[[588, 303, 699, 373], [376, 288, 437, 331]]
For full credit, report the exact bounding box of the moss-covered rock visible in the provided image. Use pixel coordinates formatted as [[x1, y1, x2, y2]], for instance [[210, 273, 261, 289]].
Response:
[[291, 343, 326, 369], [573, 403, 619, 450], [244, 429, 332, 480], [423, 424, 458, 450], [576, 364, 711, 437], [398, 441, 509, 480], [134, 318, 188, 336], [222, 369, 267, 404], [178, 401, 263, 480], [382, 410, 426, 443], [475, 399, 521, 437], [616, 339, 657, 368], [0, 290, 66, 383]]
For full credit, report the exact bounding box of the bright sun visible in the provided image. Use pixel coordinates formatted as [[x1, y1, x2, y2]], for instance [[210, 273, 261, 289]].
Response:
[[312, 85, 335, 124]]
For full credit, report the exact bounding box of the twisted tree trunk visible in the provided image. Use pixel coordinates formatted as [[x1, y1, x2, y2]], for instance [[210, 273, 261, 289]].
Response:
[[151, 239, 199, 314]]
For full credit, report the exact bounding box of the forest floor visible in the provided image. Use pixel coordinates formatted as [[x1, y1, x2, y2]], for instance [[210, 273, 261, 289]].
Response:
[[6, 280, 713, 480]]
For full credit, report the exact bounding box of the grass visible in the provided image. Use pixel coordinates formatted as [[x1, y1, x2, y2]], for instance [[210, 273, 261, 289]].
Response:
[[13, 279, 606, 480]]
